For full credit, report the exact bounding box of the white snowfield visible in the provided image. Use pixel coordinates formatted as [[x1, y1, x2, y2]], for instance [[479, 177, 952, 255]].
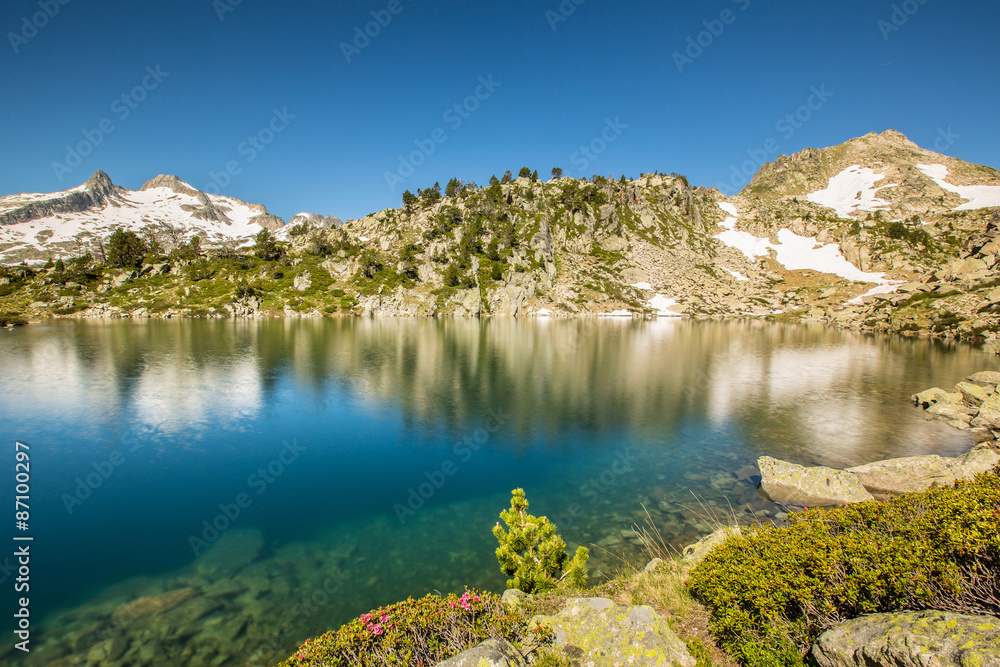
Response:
[[629, 282, 682, 317], [847, 281, 904, 306], [715, 202, 889, 285], [721, 267, 749, 281], [806, 165, 894, 218], [0, 180, 278, 258], [916, 164, 1000, 210]]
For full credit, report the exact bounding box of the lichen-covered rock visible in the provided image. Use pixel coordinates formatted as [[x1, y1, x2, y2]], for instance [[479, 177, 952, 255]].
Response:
[[847, 455, 958, 494], [812, 610, 1000, 667], [436, 638, 526, 667], [926, 399, 975, 422], [847, 448, 999, 495], [954, 447, 1000, 479], [501, 588, 529, 609], [531, 597, 695, 667], [972, 392, 1000, 430], [955, 381, 990, 407], [966, 370, 1000, 388], [911, 386, 951, 408], [681, 526, 741, 567], [757, 456, 874, 506]]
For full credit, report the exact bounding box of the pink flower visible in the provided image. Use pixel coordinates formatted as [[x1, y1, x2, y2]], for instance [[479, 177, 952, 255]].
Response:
[[380, 612, 388, 623], [372, 624, 384, 636]]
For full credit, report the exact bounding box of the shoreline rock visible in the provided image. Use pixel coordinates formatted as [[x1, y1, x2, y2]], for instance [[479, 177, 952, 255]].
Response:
[[758, 456, 875, 506], [812, 610, 1000, 667]]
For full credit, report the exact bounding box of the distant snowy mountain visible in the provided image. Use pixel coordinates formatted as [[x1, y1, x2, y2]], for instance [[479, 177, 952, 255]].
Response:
[[0, 171, 290, 263]]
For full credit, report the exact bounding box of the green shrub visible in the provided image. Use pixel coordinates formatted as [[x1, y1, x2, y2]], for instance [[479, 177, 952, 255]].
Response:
[[933, 310, 967, 332], [688, 468, 1000, 667], [493, 488, 589, 594], [0, 312, 27, 327], [357, 249, 384, 279], [276, 590, 537, 667]]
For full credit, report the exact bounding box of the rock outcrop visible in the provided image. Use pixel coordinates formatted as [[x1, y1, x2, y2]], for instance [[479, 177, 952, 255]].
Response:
[[0, 170, 124, 226], [812, 610, 1000, 667], [531, 597, 696, 667], [436, 638, 526, 667], [290, 212, 343, 229], [757, 456, 875, 506], [913, 372, 1000, 435], [847, 447, 999, 495]]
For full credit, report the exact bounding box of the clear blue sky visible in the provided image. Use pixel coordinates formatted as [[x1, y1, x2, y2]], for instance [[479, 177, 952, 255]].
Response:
[[2, 0, 998, 220]]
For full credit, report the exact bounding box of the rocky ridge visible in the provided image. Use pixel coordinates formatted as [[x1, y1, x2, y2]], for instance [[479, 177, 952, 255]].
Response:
[[2, 130, 1000, 334]]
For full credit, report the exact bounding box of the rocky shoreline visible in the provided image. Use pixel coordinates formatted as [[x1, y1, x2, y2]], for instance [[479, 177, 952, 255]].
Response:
[[432, 373, 1000, 667]]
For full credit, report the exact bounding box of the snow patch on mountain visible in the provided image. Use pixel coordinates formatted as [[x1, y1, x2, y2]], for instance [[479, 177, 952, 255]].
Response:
[[806, 165, 894, 218], [916, 164, 1000, 210], [715, 202, 887, 284], [630, 282, 682, 317], [0, 172, 286, 262]]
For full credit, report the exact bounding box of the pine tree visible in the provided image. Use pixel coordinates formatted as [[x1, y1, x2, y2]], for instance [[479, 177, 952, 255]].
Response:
[[254, 228, 282, 261], [106, 228, 148, 269], [402, 190, 418, 212], [493, 488, 588, 594]]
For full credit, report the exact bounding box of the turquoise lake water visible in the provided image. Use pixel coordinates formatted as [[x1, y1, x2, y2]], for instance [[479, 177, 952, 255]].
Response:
[[0, 318, 989, 666]]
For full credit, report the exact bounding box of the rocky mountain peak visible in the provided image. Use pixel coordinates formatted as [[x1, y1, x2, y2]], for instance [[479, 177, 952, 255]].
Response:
[[84, 170, 120, 196], [141, 174, 201, 197]]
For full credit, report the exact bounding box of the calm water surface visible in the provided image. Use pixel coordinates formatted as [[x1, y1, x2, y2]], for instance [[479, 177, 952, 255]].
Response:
[[0, 318, 989, 666]]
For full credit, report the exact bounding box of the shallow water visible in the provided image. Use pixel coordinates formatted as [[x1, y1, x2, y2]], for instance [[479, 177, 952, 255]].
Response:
[[0, 318, 987, 665]]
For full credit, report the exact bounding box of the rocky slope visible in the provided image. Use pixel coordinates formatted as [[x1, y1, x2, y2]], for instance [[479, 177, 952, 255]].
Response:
[[1, 130, 999, 335]]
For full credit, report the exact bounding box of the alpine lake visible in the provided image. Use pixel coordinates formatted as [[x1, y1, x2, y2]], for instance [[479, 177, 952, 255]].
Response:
[[0, 317, 988, 666]]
